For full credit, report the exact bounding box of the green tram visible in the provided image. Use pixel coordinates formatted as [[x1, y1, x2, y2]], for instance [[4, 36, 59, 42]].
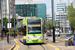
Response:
[[17, 18, 43, 44]]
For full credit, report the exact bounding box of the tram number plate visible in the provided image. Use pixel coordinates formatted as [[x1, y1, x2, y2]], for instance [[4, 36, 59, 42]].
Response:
[[33, 36, 36, 38]]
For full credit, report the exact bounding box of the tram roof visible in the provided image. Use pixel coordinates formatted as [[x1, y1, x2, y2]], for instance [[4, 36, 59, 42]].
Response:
[[17, 17, 37, 20]]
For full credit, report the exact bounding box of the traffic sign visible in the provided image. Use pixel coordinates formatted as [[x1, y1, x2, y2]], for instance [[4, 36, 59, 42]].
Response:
[[7, 23, 12, 28]]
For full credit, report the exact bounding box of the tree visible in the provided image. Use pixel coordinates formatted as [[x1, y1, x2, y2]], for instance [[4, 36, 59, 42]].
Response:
[[0, 19, 1, 22], [11, 17, 17, 27], [66, 3, 75, 29], [46, 19, 52, 30], [55, 21, 60, 28], [3, 17, 8, 27]]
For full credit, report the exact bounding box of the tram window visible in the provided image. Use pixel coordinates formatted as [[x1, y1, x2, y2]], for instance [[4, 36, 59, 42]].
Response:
[[28, 27, 41, 34], [27, 19, 41, 34]]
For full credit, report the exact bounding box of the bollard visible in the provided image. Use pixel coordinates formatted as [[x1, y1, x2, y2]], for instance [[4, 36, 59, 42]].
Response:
[[65, 39, 68, 46]]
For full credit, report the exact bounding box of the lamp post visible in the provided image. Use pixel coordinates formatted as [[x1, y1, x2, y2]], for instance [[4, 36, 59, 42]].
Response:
[[73, 0, 75, 8], [13, 4, 15, 38], [51, 0, 55, 43], [8, 0, 11, 44], [62, 8, 65, 33], [1, 0, 4, 50], [1, 0, 3, 40]]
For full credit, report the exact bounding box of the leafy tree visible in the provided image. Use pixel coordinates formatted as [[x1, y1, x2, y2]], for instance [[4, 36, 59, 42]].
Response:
[[55, 21, 60, 28], [0, 19, 1, 23], [0, 19, 1, 22], [66, 3, 75, 29], [11, 17, 17, 27], [46, 19, 52, 30], [46, 19, 60, 30], [3, 17, 8, 27]]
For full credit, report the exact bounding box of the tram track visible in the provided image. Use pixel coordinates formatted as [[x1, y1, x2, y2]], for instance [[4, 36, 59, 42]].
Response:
[[27, 45, 29, 50], [27, 44, 45, 50], [40, 44, 45, 50]]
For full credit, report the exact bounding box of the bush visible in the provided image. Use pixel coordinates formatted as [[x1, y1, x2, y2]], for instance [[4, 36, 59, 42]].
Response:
[[6, 32, 23, 35]]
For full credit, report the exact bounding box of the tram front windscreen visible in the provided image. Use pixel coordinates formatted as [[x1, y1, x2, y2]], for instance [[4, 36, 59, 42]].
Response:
[[27, 19, 41, 34]]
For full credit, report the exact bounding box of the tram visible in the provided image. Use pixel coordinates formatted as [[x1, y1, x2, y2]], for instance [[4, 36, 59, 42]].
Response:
[[17, 18, 43, 44]]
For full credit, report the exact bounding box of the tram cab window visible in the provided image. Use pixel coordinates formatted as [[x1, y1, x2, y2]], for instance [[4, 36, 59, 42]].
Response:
[[27, 19, 41, 34]]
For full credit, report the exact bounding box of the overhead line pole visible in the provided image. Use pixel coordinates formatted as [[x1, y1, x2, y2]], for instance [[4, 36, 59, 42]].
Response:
[[1, 0, 3, 40], [8, 0, 10, 44], [13, 3, 15, 38], [1, 0, 4, 50], [51, 0, 55, 43]]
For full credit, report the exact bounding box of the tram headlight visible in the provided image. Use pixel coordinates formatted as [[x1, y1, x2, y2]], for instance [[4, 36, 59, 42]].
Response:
[[27, 37, 31, 40], [39, 36, 42, 39]]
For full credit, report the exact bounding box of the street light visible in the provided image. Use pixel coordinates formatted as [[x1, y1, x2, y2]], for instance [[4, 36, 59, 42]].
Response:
[[1, 0, 4, 50], [51, 0, 55, 43], [1, 0, 3, 40], [73, 0, 75, 8], [13, 4, 16, 38], [62, 8, 65, 33]]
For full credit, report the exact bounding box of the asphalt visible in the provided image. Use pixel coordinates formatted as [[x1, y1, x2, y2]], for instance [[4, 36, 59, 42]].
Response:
[[0, 35, 75, 50], [13, 39, 57, 50], [0, 40, 16, 45], [7, 38, 75, 50]]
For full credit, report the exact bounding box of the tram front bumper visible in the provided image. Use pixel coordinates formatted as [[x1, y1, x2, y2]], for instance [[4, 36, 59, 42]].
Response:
[[27, 39, 43, 43], [32, 38, 38, 41]]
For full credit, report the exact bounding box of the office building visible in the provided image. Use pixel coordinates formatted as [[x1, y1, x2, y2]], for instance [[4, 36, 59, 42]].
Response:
[[55, 3, 66, 23], [15, 4, 46, 20], [57, 3, 66, 13], [0, 0, 1, 19], [0, 0, 15, 19], [55, 3, 69, 31], [46, 14, 52, 21]]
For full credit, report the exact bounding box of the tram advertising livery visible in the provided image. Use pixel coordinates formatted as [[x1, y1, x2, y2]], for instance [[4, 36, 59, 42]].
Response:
[[17, 18, 43, 44]]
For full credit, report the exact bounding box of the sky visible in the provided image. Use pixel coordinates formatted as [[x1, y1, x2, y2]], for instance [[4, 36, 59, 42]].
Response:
[[15, 0, 74, 16]]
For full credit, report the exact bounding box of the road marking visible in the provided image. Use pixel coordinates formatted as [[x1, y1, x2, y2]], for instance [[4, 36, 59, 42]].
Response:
[[14, 39, 20, 50], [47, 43, 59, 50], [14, 45, 17, 50], [14, 39, 18, 43], [17, 45, 20, 50], [14, 45, 20, 50]]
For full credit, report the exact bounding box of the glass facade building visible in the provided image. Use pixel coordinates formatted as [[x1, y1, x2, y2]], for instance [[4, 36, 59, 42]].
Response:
[[15, 4, 46, 19], [0, 0, 1, 19]]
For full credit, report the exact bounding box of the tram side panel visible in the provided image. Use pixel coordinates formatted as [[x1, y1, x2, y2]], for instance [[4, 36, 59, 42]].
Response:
[[17, 21, 26, 43]]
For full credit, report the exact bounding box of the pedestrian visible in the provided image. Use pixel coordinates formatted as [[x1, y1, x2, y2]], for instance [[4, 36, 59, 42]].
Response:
[[72, 30, 75, 46], [70, 30, 72, 34], [59, 29, 62, 33], [69, 30, 70, 34]]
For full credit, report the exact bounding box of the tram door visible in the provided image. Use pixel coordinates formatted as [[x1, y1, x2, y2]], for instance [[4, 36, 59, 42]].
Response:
[[23, 26, 26, 36]]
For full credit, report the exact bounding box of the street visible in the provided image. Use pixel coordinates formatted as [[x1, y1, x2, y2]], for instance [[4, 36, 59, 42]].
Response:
[[0, 34, 75, 50], [13, 38, 59, 50], [0, 0, 75, 50]]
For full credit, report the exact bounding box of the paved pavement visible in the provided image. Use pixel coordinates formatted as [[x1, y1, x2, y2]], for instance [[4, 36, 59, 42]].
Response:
[[0, 44, 14, 50], [0, 37, 16, 50], [44, 36, 75, 50], [0, 40, 16, 45], [0, 36, 75, 50]]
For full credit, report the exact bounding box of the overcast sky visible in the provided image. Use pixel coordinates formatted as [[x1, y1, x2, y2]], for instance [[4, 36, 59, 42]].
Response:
[[15, 0, 74, 16]]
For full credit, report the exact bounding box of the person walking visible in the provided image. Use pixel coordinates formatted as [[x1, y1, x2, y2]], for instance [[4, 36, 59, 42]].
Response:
[[72, 30, 75, 46]]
